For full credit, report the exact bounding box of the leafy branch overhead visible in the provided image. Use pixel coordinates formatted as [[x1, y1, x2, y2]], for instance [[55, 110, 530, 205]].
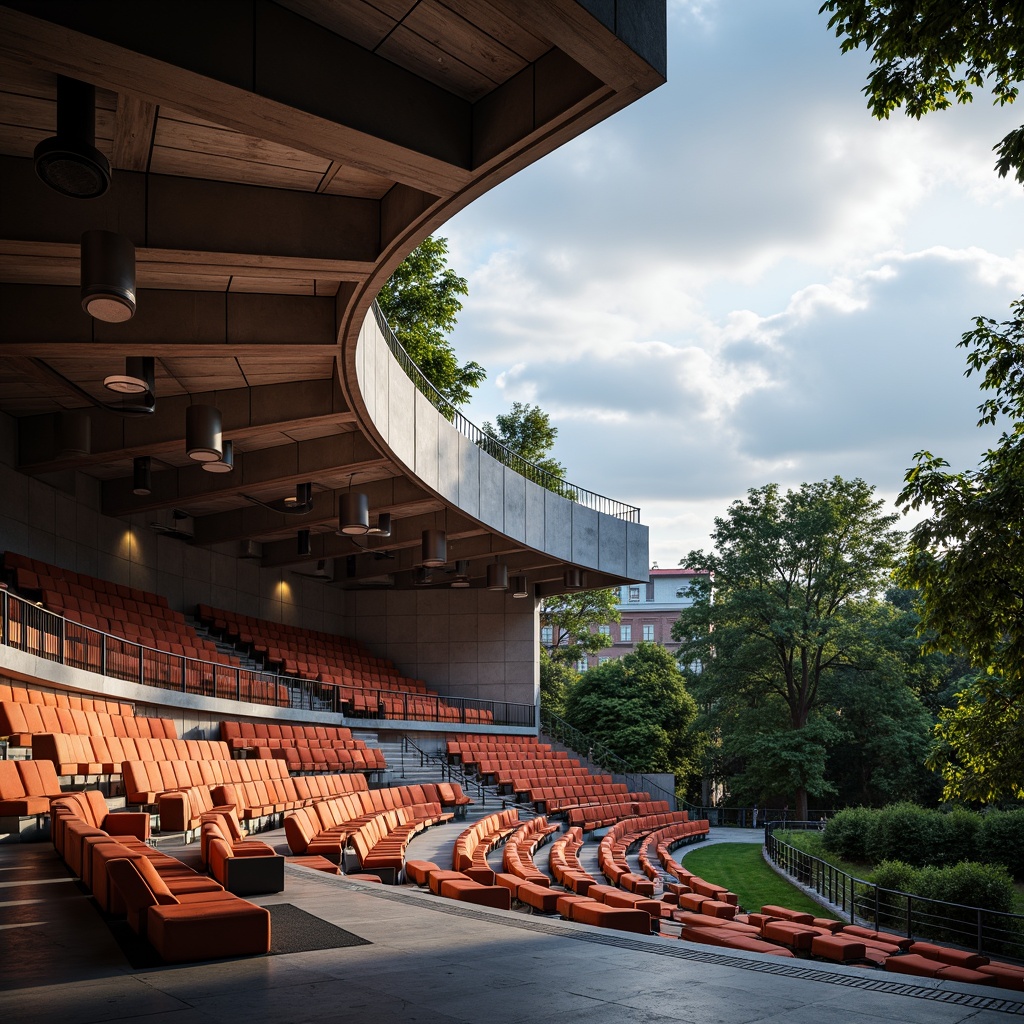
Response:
[[821, 1, 1024, 182]]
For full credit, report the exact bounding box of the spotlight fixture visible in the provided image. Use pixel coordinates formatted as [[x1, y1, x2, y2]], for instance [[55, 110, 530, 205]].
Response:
[[421, 529, 447, 568], [132, 455, 152, 496], [486, 563, 508, 592], [104, 356, 153, 395], [202, 439, 234, 474], [34, 77, 111, 199], [450, 559, 471, 588], [185, 404, 222, 463], [368, 512, 391, 537], [338, 491, 369, 535], [297, 529, 311, 557], [81, 229, 136, 322], [510, 575, 529, 598], [57, 409, 91, 457], [564, 568, 586, 589]]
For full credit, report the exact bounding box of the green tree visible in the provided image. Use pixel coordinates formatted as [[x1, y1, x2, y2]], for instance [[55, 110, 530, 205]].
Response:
[[563, 642, 702, 777], [821, 1, 1024, 182], [541, 588, 621, 667], [672, 477, 904, 820], [376, 236, 485, 406], [539, 645, 578, 717], [898, 299, 1024, 802], [482, 402, 567, 485]]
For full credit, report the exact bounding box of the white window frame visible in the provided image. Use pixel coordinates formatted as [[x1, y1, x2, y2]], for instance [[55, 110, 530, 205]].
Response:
[[620, 624, 632, 642], [642, 624, 654, 641]]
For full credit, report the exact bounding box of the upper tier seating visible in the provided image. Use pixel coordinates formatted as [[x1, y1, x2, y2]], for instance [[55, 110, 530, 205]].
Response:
[[198, 603, 491, 723], [1, 700, 176, 747], [219, 720, 386, 773]]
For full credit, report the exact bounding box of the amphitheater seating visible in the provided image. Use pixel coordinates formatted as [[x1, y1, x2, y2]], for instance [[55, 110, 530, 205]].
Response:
[[34, 734, 229, 782], [219, 720, 386, 772], [452, 808, 521, 882], [501, 815, 559, 885], [0, 701, 175, 747], [0, 758, 62, 815]]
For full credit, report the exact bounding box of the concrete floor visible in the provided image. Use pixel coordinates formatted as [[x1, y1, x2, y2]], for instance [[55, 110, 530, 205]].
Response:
[[1, 824, 1021, 1024]]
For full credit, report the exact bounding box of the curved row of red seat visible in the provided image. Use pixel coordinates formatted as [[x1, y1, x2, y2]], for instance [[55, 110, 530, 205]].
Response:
[[1, 700, 175, 747], [501, 815, 559, 885]]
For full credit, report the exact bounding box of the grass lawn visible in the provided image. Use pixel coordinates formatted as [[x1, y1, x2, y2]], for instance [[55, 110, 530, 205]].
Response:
[[682, 843, 839, 920]]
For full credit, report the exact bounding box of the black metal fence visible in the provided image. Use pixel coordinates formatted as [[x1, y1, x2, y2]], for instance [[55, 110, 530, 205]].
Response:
[[0, 589, 535, 729], [765, 822, 1024, 961]]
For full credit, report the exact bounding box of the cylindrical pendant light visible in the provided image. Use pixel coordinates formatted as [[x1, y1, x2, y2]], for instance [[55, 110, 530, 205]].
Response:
[[369, 512, 391, 537], [510, 574, 529, 598], [81, 229, 136, 322], [451, 559, 471, 588], [487, 563, 508, 591], [297, 529, 311, 557], [564, 567, 584, 589], [57, 410, 91, 457], [104, 355, 153, 394], [422, 529, 447, 568], [338, 492, 369, 534], [185, 404, 222, 463], [34, 77, 111, 199], [132, 455, 152, 495], [202, 439, 233, 474], [285, 482, 312, 508]]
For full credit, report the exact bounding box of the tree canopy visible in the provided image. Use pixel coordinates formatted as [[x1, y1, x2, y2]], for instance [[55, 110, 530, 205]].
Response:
[[376, 236, 485, 406], [820, 1, 1024, 182], [672, 477, 905, 819], [563, 642, 702, 777], [482, 402, 567, 484], [541, 588, 621, 668], [898, 299, 1024, 802]]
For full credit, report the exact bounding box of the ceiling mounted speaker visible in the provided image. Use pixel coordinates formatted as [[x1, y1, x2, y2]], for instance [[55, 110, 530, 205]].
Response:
[[104, 356, 153, 395], [81, 230, 136, 322], [510, 575, 529, 598], [422, 529, 447, 568], [132, 455, 152, 496], [57, 409, 91, 457], [338, 492, 369, 535], [202, 438, 233, 474], [487, 563, 508, 591], [34, 77, 111, 199], [185, 404, 222, 463]]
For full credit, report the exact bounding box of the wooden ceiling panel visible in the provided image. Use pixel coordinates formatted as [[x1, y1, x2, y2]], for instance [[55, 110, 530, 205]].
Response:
[[282, 421, 349, 442], [149, 146, 326, 191], [274, 0, 400, 51], [319, 164, 393, 199], [441, 0, 550, 62], [227, 276, 314, 295], [378, 27, 497, 101]]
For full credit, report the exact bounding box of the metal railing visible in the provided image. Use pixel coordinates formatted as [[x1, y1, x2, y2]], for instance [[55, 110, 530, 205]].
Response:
[[539, 707, 687, 812], [765, 822, 1024, 961], [0, 589, 535, 729], [371, 301, 641, 522]]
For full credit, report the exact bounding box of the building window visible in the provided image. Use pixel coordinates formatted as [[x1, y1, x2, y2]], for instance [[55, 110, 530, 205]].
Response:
[[620, 624, 631, 642], [577, 658, 588, 672], [628, 586, 641, 602], [598, 625, 610, 637], [643, 624, 654, 641], [541, 625, 553, 644], [599, 657, 609, 665]]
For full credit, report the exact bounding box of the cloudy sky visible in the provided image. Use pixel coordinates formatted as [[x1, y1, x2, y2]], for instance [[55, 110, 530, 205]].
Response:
[[442, 0, 1024, 568]]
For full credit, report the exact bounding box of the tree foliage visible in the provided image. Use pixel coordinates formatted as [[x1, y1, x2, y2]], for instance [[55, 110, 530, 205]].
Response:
[[673, 477, 905, 819], [539, 645, 578, 717], [821, 1, 1024, 182], [898, 299, 1024, 802], [482, 402, 567, 482], [376, 236, 485, 406], [541, 589, 620, 667], [563, 642, 702, 776]]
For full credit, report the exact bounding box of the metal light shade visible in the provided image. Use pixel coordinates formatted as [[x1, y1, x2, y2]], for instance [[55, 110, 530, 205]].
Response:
[[297, 529, 311, 557], [104, 355, 153, 394], [564, 567, 584, 589], [132, 455, 152, 496], [185, 404, 222, 462], [202, 439, 233, 474], [34, 77, 111, 199], [57, 410, 91, 457], [285, 481, 312, 507], [510, 574, 529, 598], [413, 567, 432, 586], [486, 563, 508, 591], [81, 230, 136, 322], [339, 491, 369, 534], [451, 559, 471, 588], [369, 512, 391, 537], [422, 529, 447, 568]]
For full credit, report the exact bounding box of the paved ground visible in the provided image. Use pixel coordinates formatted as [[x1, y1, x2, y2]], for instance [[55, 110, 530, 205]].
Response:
[[2, 824, 1021, 1024]]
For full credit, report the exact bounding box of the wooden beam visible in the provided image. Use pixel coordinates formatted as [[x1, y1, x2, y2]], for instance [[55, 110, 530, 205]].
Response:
[[101, 431, 390, 516], [112, 93, 157, 171], [0, 3, 472, 194], [17, 376, 352, 472]]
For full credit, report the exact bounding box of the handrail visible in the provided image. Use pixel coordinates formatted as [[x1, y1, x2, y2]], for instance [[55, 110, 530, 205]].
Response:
[[765, 822, 1024, 961], [371, 301, 641, 523], [0, 589, 535, 729], [539, 706, 691, 813]]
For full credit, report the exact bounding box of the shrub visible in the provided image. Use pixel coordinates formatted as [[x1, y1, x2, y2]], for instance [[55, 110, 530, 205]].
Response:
[[977, 810, 1024, 880], [924, 861, 1015, 914], [866, 803, 939, 867], [931, 807, 980, 866], [822, 806, 874, 862]]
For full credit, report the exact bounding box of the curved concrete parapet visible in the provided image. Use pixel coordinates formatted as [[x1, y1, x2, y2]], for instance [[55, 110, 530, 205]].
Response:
[[353, 307, 649, 585]]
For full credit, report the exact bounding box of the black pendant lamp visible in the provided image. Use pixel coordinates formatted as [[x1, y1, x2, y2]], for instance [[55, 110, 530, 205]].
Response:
[[132, 455, 152, 496], [81, 230, 136, 322], [35, 77, 111, 199]]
